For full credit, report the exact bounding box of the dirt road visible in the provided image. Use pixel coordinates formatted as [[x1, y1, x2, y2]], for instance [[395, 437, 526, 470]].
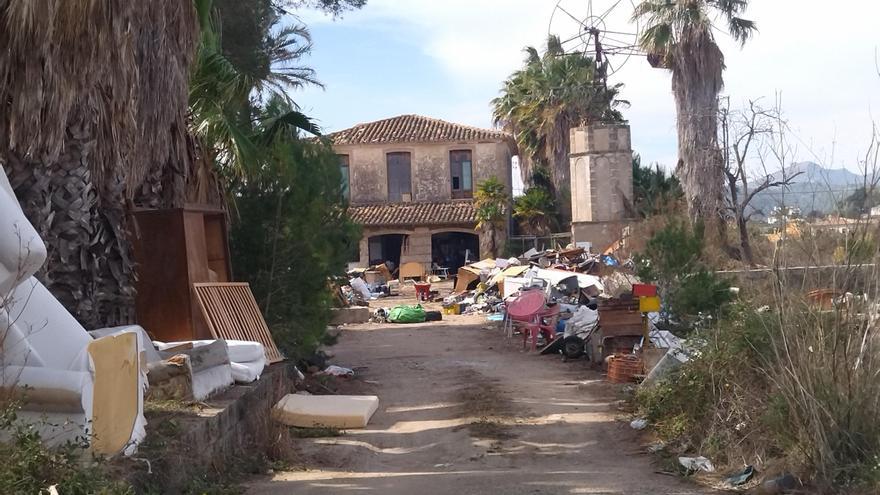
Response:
[[247, 315, 711, 495]]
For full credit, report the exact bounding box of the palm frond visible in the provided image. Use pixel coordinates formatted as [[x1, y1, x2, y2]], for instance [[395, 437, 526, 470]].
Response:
[[260, 109, 322, 143], [727, 16, 757, 45]]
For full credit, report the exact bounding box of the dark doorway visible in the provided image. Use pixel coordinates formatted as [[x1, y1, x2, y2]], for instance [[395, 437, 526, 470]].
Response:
[[431, 232, 479, 273], [368, 234, 407, 271]]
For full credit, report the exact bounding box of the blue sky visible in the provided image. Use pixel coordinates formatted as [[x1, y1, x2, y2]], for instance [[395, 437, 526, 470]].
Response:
[[292, 0, 880, 174]]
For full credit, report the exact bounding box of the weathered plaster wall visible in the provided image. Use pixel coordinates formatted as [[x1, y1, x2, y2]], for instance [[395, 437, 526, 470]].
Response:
[[412, 150, 447, 201], [337, 141, 512, 204], [474, 142, 512, 190], [571, 220, 632, 252], [346, 146, 386, 203]]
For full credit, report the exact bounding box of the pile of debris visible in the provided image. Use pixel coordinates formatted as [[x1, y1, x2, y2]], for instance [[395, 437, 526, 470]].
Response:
[[445, 245, 690, 385], [442, 245, 629, 316], [335, 263, 400, 307]]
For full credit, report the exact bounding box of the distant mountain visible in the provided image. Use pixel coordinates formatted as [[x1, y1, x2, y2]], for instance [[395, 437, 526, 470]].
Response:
[[767, 161, 862, 187], [748, 162, 864, 216]]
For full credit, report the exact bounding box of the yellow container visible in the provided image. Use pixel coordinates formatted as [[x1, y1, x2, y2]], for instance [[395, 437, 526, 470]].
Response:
[[442, 304, 460, 315], [638, 295, 661, 313]]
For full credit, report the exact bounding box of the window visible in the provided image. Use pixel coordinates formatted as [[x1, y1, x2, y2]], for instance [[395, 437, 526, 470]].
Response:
[[450, 150, 473, 199], [338, 154, 350, 199], [339, 154, 350, 199], [386, 152, 412, 202]]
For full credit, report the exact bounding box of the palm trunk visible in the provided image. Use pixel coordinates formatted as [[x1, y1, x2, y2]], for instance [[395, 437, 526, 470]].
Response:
[[480, 224, 497, 259], [672, 29, 726, 227], [4, 121, 136, 329]]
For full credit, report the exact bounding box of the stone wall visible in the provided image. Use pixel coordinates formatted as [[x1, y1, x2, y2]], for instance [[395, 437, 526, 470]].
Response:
[[129, 364, 297, 492], [569, 124, 634, 249], [337, 141, 513, 204]]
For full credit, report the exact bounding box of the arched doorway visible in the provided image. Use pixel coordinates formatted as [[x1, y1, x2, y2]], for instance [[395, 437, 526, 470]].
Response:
[[431, 231, 479, 273], [367, 233, 408, 271]]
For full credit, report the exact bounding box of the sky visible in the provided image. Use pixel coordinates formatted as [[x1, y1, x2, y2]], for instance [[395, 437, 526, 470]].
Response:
[[291, 0, 880, 173]]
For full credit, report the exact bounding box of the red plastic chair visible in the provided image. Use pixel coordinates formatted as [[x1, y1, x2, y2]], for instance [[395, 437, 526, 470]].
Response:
[[507, 290, 560, 352]]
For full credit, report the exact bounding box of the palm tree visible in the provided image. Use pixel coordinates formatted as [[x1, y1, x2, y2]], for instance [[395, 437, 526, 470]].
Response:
[[631, 154, 683, 217], [474, 178, 510, 258], [633, 0, 756, 225], [492, 35, 625, 225], [513, 188, 558, 235], [1, 2, 198, 327], [189, 0, 321, 190]]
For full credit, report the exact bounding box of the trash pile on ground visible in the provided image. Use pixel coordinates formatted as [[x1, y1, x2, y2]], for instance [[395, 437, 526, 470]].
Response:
[[333, 244, 690, 387], [335, 263, 399, 306], [439, 245, 694, 388]]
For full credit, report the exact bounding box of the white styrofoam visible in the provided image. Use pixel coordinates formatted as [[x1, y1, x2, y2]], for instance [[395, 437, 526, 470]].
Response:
[[155, 339, 265, 363], [230, 358, 266, 383], [191, 364, 234, 401]]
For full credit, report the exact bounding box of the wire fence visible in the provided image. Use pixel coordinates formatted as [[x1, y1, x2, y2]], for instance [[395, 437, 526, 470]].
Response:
[[506, 233, 572, 255]]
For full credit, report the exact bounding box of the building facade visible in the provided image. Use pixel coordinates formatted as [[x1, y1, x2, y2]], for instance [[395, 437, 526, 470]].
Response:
[[327, 115, 515, 273]]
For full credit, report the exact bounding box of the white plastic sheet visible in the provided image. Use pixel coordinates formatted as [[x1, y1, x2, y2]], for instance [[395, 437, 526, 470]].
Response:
[[349, 277, 371, 301]]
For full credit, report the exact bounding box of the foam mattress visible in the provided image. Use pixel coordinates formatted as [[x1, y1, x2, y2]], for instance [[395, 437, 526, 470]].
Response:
[[272, 394, 379, 429]]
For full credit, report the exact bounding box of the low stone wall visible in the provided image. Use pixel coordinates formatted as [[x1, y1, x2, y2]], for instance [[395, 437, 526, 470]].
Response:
[[127, 363, 296, 492]]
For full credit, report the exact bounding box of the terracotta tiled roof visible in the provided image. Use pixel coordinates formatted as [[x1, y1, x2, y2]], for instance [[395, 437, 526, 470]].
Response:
[[326, 115, 511, 146], [349, 200, 476, 226]]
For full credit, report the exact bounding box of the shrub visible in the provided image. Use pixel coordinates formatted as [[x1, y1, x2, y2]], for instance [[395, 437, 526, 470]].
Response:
[[0, 403, 131, 495], [638, 257, 880, 491], [229, 135, 360, 361], [636, 305, 779, 464], [763, 287, 880, 490], [634, 219, 732, 327]]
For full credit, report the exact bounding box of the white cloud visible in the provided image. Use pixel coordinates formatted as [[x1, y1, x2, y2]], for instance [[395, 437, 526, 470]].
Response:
[[302, 0, 880, 171]]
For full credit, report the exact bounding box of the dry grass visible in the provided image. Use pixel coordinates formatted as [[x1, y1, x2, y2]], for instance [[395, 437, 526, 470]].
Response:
[[761, 256, 880, 490], [637, 211, 880, 491]]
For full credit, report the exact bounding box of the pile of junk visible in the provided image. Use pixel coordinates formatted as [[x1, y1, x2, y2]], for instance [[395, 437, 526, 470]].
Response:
[[446, 245, 688, 383], [1, 170, 273, 458]]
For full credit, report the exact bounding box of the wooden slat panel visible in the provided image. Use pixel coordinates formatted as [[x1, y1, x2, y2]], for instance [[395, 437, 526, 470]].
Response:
[[192, 283, 284, 363]]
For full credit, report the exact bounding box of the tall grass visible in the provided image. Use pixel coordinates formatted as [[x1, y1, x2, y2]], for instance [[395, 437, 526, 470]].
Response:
[[763, 229, 880, 489], [636, 210, 880, 491]]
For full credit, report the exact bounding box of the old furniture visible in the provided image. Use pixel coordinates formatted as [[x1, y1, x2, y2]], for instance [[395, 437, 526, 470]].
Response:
[[131, 205, 232, 342]]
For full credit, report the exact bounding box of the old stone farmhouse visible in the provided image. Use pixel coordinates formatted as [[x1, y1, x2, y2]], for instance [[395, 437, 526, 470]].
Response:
[[326, 114, 516, 274]]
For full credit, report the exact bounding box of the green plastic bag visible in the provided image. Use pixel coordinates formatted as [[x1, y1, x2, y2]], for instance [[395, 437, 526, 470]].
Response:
[[388, 304, 426, 323]]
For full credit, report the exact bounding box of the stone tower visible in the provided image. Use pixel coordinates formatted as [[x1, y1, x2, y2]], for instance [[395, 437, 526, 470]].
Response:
[[569, 124, 634, 250]]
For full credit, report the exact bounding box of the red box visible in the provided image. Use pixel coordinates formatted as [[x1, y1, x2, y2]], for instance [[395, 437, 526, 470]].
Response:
[[632, 284, 658, 297]]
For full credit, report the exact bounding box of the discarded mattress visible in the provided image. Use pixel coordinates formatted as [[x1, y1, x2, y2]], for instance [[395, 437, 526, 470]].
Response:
[[272, 394, 379, 429]]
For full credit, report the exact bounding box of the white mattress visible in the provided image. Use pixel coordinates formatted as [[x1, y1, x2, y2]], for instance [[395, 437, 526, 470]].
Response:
[[272, 394, 379, 429]]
